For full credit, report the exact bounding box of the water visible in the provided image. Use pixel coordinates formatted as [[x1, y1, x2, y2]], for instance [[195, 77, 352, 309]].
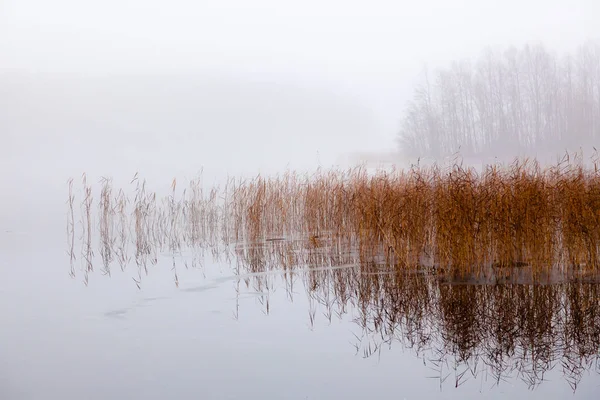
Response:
[[2, 220, 599, 400]]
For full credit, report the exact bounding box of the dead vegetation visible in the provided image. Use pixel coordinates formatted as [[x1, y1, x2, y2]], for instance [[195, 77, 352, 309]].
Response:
[[65, 154, 600, 391], [226, 243, 600, 392], [67, 153, 600, 284]]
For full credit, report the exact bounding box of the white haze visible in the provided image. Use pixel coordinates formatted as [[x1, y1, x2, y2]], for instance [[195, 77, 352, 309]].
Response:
[[2, 0, 599, 226], [1, 2, 600, 399], [2, 1, 599, 175]]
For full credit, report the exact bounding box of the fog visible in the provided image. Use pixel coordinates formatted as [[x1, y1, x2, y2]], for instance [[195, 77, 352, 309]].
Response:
[[3, 1, 599, 228], [2, 1, 600, 399], [3, 1, 599, 182]]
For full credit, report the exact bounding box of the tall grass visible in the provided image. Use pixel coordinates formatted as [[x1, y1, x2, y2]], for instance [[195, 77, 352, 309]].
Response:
[[64, 154, 600, 392], [67, 153, 600, 284], [98, 177, 115, 276], [80, 173, 94, 286], [66, 178, 76, 278]]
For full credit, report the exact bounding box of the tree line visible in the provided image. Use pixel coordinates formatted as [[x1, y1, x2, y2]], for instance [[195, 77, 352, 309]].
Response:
[[398, 42, 600, 160]]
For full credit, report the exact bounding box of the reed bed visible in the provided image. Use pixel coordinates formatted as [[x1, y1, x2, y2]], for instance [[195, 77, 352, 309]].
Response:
[[226, 244, 600, 392], [67, 153, 600, 284], [65, 157, 600, 391]]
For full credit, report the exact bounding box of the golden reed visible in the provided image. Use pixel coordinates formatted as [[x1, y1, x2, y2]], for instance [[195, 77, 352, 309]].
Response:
[[69, 153, 600, 284]]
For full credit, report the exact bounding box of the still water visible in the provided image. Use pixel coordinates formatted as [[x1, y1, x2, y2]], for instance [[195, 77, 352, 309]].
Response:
[[1, 224, 599, 400]]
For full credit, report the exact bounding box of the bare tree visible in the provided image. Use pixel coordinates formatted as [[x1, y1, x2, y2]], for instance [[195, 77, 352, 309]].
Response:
[[398, 42, 600, 161]]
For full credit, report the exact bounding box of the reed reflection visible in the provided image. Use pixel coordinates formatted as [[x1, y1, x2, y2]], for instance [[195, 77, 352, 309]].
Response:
[[233, 239, 600, 392]]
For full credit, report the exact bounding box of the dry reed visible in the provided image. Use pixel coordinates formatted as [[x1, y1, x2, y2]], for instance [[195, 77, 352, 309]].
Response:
[[67, 153, 600, 285], [64, 156, 600, 391]]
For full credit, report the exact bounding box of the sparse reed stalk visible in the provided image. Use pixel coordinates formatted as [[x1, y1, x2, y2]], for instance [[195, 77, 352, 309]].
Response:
[[131, 173, 156, 288], [186, 178, 202, 248], [98, 177, 115, 276], [67, 178, 76, 277], [168, 178, 180, 287], [114, 188, 129, 271], [80, 173, 94, 285], [220, 176, 232, 246]]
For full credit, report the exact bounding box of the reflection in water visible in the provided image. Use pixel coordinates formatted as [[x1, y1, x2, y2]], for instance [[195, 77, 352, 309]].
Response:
[[230, 240, 600, 392], [66, 170, 600, 394]]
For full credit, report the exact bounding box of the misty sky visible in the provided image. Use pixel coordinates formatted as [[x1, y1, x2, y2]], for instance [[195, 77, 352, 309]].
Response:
[[2, 1, 598, 75], [1, 0, 600, 187]]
